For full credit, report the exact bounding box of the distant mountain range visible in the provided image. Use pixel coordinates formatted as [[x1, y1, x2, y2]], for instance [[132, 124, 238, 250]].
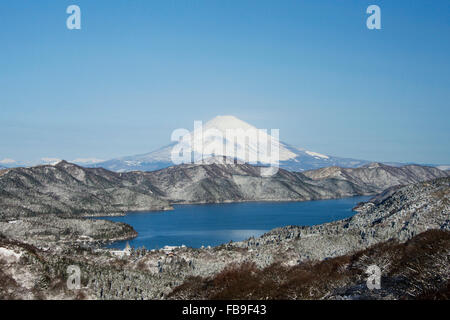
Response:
[[91, 115, 375, 172], [0, 160, 447, 219], [0, 158, 105, 168], [2, 115, 448, 172]]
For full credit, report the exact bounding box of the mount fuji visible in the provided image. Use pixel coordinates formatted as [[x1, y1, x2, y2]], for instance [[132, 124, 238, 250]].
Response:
[[91, 115, 371, 173]]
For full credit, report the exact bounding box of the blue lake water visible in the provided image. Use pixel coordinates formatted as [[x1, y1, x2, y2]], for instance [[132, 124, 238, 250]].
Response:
[[98, 196, 371, 250]]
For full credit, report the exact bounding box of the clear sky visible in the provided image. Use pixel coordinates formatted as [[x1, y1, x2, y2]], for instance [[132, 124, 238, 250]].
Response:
[[0, 0, 449, 165]]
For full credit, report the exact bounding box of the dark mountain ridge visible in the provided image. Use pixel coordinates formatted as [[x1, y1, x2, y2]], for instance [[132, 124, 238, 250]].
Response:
[[0, 160, 447, 219]]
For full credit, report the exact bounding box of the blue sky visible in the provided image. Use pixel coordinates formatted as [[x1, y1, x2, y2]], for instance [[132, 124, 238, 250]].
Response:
[[0, 0, 449, 165]]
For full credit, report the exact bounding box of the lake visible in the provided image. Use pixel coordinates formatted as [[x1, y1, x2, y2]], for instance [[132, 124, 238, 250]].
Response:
[[99, 196, 371, 250]]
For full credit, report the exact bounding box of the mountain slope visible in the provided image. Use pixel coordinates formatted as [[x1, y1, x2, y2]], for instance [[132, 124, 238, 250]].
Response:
[[139, 162, 365, 203], [303, 162, 447, 193], [0, 161, 171, 219], [136, 160, 448, 204], [129, 160, 447, 205]]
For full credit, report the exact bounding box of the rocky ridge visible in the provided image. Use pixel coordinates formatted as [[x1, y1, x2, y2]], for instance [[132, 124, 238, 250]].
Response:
[[0, 160, 447, 219], [0, 161, 171, 219]]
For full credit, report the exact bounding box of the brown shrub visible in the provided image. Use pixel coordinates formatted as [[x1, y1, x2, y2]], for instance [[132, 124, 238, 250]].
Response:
[[0, 268, 19, 299]]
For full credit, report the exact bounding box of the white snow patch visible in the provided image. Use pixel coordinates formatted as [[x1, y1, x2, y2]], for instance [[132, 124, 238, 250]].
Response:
[[0, 158, 16, 164], [72, 158, 105, 164], [305, 151, 329, 159], [0, 247, 23, 262], [125, 160, 142, 166], [41, 157, 62, 165]]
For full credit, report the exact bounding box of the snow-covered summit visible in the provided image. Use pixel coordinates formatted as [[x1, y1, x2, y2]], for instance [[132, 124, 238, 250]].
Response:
[[203, 115, 255, 131], [179, 115, 297, 164], [91, 115, 370, 172]]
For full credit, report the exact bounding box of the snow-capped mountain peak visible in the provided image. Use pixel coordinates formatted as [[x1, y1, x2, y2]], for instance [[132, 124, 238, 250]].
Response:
[[91, 115, 370, 172], [202, 115, 256, 131], [179, 115, 297, 164]]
